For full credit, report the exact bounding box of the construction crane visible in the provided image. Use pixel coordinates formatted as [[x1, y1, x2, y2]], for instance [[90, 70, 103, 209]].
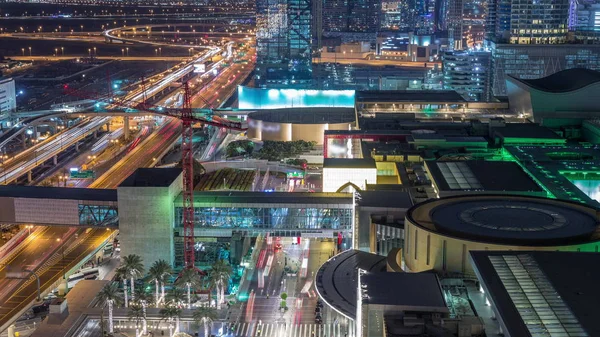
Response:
[[63, 83, 246, 269]]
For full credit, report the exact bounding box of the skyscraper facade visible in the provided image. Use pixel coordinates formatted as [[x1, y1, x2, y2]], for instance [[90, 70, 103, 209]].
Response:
[[490, 42, 600, 95], [436, 0, 464, 49], [256, 0, 313, 88], [486, 0, 570, 44], [322, 0, 381, 33], [442, 50, 491, 101]]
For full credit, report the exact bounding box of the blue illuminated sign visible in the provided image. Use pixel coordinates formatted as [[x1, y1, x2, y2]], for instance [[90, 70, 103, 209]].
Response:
[[237, 86, 355, 109]]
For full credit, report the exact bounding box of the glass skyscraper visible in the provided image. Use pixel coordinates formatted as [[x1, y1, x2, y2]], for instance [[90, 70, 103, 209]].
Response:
[[256, 0, 313, 88]]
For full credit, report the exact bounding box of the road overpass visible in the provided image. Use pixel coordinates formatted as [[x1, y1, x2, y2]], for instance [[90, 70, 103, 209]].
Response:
[[10, 55, 192, 61], [0, 117, 109, 184]]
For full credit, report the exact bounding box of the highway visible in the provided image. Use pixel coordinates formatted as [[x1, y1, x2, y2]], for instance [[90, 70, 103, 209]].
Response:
[[90, 117, 181, 188], [10, 55, 192, 61], [0, 226, 115, 332], [0, 40, 249, 334], [314, 57, 439, 68], [0, 117, 109, 185]]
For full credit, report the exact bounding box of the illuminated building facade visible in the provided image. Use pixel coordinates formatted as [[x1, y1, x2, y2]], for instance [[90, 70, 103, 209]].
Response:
[[322, 0, 382, 33], [404, 195, 600, 275], [0, 78, 16, 117], [322, 158, 378, 192], [246, 108, 355, 144], [442, 50, 491, 101], [256, 0, 313, 88], [237, 86, 356, 109], [489, 42, 600, 95], [436, 0, 464, 49], [173, 192, 353, 266], [486, 0, 569, 44]]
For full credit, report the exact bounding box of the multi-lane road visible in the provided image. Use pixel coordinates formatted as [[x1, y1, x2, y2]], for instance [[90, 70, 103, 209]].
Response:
[[0, 39, 250, 334], [0, 117, 109, 185], [231, 238, 351, 337]]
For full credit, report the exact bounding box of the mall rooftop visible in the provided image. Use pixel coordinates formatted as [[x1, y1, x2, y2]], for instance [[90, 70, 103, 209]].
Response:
[[470, 251, 600, 337], [425, 160, 546, 198]]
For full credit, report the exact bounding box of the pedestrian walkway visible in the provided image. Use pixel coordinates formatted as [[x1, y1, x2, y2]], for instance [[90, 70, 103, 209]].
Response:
[[231, 322, 350, 337]]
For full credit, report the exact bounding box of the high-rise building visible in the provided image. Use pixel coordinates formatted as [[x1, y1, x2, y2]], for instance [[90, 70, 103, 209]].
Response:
[[442, 50, 491, 101], [322, 0, 381, 33], [489, 41, 600, 95], [486, 0, 570, 44], [256, 0, 313, 88], [0, 78, 16, 117], [436, 0, 464, 49], [381, 0, 416, 31]]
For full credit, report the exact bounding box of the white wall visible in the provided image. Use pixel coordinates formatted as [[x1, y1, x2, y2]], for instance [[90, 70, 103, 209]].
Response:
[[117, 174, 182, 267], [0, 78, 16, 114], [322, 167, 377, 192]]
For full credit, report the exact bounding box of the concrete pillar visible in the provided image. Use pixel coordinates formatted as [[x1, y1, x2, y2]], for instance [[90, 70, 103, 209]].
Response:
[[33, 126, 37, 139], [94, 129, 98, 139], [7, 325, 15, 337], [53, 155, 58, 165], [27, 171, 32, 183], [124, 117, 130, 139], [106, 122, 110, 132], [75, 142, 80, 152]]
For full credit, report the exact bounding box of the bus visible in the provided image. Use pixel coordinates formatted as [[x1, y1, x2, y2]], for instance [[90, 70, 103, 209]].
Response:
[[67, 267, 99, 288]]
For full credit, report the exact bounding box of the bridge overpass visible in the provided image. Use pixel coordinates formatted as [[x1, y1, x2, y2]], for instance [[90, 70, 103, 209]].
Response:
[[0, 185, 117, 228]]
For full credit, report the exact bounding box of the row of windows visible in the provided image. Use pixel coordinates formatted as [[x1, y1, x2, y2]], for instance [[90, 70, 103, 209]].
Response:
[[175, 207, 353, 230]]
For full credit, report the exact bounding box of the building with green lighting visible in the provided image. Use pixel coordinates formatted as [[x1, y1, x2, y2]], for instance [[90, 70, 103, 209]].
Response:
[[506, 68, 600, 123], [117, 168, 355, 269], [504, 145, 600, 206]]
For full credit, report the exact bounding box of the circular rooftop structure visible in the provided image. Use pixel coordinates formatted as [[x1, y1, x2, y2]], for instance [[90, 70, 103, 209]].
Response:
[[247, 107, 355, 144], [404, 195, 600, 274]]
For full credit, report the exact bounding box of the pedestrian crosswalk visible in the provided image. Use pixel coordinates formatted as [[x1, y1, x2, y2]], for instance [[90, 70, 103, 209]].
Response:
[[230, 322, 353, 337]]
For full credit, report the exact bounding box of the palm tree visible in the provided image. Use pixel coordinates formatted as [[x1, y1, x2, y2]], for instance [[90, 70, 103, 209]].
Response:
[[159, 305, 182, 336], [128, 302, 144, 337], [193, 305, 217, 337], [167, 287, 187, 309], [134, 284, 150, 335], [122, 254, 144, 302], [98, 282, 123, 335], [175, 268, 202, 309], [115, 266, 129, 308], [149, 259, 172, 305], [209, 260, 232, 309]]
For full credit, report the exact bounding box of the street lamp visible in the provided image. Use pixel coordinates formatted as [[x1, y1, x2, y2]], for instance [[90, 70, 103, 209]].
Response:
[[61, 46, 64, 55], [28, 46, 31, 56], [21, 48, 24, 56], [26, 225, 33, 235]]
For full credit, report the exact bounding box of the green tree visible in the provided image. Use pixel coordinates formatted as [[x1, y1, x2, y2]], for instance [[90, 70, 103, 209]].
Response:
[[175, 268, 202, 309], [209, 260, 232, 309], [121, 254, 144, 303], [134, 283, 150, 335], [149, 259, 172, 306], [167, 287, 187, 309], [98, 282, 123, 334], [159, 305, 182, 336], [128, 302, 144, 337], [193, 305, 217, 337], [114, 266, 129, 308]]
